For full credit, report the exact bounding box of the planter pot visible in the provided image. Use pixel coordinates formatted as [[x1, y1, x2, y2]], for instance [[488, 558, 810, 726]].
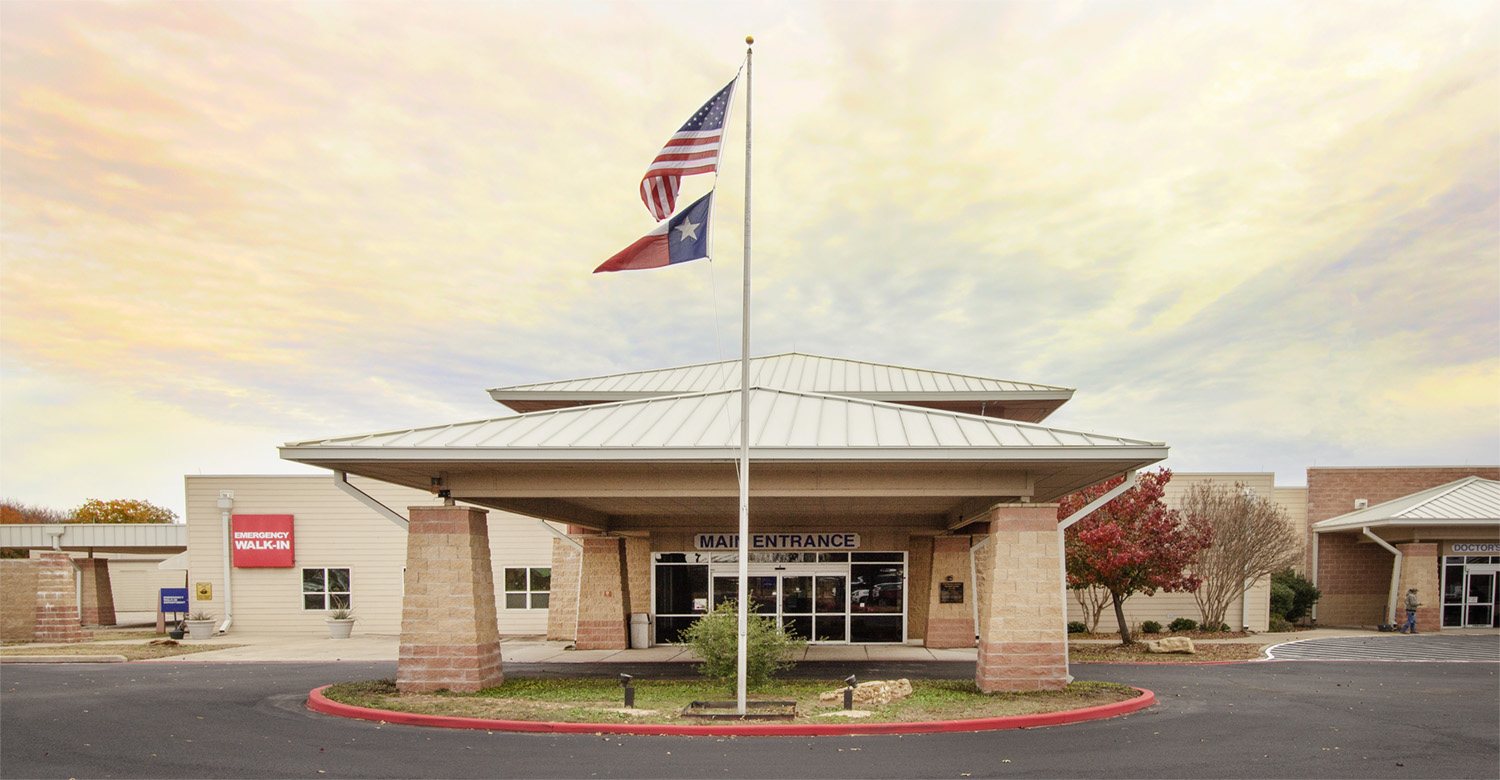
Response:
[[326, 618, 355, 640], [183, 619, 217, 640], [168, 629, 185, 640]]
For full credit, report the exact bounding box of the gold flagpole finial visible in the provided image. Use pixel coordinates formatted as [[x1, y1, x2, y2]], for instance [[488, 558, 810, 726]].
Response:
[[745, 35, 754, 45]]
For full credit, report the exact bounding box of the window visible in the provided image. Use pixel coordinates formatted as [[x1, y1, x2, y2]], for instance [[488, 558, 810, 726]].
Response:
[[504, 567, 551, 609], [302, 567, 350, 610]]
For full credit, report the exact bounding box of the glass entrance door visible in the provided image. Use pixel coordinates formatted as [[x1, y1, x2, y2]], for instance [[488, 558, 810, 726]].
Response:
[[711, 571, 849, 643], [1465, 572, 1495, 627]]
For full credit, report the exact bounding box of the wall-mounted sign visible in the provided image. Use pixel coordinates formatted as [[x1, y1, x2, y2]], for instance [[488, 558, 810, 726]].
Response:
[[195, 582, 213, 600], [160, 588, 189, 613], [231, 514, 295, 567], [939, 581, 965, 604], [1450, 543, 1500, 554], [695, 533, 860, 550]]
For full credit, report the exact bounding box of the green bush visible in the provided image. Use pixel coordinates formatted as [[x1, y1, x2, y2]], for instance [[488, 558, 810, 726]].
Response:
[[1168, 617, 1197, 633], [1140, 620, 1162, 634], [1272, 568, 1321, 623], [1268, 615, 1292, 632], [1200, 621, 1230, 633], [678, 599, 805, 690], [1270, 581, 1295, 621], [1067, 621, 1088, 634]]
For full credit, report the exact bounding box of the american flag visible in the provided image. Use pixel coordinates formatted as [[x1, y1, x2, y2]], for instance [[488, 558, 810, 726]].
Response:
[[640, 77, 738, 221]]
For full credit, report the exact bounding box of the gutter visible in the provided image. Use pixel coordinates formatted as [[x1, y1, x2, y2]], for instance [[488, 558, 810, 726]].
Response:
[[1362, 527, 1402, 627]]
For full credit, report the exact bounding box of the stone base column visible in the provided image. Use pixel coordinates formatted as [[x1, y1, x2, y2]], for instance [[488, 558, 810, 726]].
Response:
[[974, 505, 1067, 692], [1395, 543, 1440, 632], [546, 538, 581, 642], [33, 552, 89, 643], [575, 537, 627, 650], [76, 558, 116, 626], [925, 536, 976, 648], [397, 506, 504, 693]]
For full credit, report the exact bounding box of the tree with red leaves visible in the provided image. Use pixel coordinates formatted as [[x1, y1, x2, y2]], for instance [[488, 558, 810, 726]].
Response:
[[1058, 468, 1211, 645]]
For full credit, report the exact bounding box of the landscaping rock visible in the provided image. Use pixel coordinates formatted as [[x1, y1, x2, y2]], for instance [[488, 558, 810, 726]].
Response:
[[1145, 637, 1196, 654], [818, 678, 913, 706]]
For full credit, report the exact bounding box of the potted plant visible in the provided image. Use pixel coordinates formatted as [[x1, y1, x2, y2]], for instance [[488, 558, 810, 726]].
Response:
[[326, 608, 356, 639], [183, 610, 217, 640], [168, 620, 186, 640]]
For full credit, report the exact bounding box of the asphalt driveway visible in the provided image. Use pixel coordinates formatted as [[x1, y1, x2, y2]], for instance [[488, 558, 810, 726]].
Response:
[[2, 656, 1496, 779]]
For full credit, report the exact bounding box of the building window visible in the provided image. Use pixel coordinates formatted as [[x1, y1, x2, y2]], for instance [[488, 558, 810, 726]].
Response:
[[504, 567, 550, 609], [302, 567, 351, 610]]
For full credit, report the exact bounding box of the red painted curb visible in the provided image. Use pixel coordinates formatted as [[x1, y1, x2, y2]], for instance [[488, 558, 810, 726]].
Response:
[[305, 684, 1155, 737]]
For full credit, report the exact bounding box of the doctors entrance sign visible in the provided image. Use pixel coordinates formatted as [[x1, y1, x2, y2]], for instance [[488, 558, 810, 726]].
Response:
[[231, 514, 296, 567]]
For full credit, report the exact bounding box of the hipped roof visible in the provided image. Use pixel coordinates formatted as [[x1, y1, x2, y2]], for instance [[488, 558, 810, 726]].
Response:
[[1312, 477, 1500, 533]]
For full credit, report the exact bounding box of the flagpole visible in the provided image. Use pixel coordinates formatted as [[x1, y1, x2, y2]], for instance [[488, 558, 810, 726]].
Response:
[[735, 35, 754, 716]]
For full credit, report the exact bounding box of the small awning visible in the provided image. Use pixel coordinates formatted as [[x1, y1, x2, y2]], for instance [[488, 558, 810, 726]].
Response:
[[1312, 477, 1500, 533], [157, 550, 191, 570]]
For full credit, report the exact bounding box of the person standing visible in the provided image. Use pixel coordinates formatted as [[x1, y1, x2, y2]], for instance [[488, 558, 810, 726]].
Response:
[[1400, 588, 1421, 633]]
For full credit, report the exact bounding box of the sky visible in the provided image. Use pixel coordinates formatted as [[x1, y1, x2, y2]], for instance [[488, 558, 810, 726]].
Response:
[[2, 0, 1497, 520]]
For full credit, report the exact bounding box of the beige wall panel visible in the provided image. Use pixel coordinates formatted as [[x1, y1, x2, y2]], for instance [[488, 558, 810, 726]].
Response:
[[186, 476, 560, 636]]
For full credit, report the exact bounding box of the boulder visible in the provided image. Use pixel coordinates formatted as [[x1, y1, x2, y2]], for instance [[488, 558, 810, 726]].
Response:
[[1145, 637, 1195, 654], [818, 678, 914, 707]]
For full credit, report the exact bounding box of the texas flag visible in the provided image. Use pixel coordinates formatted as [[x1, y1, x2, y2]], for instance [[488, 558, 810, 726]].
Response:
[[595, 192, 713, 273]]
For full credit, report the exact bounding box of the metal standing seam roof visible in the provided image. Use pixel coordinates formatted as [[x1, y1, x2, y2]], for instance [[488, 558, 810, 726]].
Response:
[[0, 523, 187, 553], [282, 387, 1163, 461], [1312, 477, 1500, 532], [485, 353, 1075, 399]]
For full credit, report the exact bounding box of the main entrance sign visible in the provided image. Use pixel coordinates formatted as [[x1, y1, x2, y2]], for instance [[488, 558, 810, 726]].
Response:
[[695, 533, 860, 551]]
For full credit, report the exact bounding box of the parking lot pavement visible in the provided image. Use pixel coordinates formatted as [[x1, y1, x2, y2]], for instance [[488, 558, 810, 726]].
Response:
[[1265, 632, 1500, 663]]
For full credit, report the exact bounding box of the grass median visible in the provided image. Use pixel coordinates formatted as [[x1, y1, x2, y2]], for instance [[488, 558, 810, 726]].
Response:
[[323, 678, 1140, 726]]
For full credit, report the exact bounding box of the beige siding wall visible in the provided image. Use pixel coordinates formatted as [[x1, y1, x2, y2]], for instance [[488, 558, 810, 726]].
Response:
[[185, 475, 560, 636], [1064, 473, 1301, 633]]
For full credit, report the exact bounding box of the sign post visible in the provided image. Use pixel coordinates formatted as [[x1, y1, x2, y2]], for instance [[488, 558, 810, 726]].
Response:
[[159, 587, 189, 636]]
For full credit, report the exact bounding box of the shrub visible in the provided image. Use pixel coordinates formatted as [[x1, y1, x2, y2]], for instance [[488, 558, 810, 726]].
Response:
[[1269, 616, 1292, 632], [1272, 568, 1321, 623], [1168, 617, 1198, 633], [1269, 581, 1295, 621], [1067, 621, 1088, 634], [1200, 621, 1230, 633], [1141, 620, 1162, 634], [678, 599, 805, 690]]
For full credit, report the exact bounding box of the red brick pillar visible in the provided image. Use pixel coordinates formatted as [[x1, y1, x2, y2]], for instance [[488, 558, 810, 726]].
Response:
[[925, 536, 976, 648], [574, 537, 627, 650], [76, 558, 116, 626], [397, 506, 504, 693], [1396, 542, 1440, 632], [33, 552, 89, 643], [974, 505, 1067, 692]]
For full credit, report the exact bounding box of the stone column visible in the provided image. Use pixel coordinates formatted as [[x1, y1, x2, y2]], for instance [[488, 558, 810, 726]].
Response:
[[574, 536, 627, 650], [545, 537, 581, 642], [974, 505, 1067, 692], [33, 552, 89, 643], [925, 535, 976, 648], [76, 558, 116, 627], [397, 505, 504, 693], [1395, 542, 1440, 632]]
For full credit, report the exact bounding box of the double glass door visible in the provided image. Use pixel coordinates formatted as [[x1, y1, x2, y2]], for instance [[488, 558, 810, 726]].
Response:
[[1442, 557, 1500, 628], [712, 571, 849, 642]]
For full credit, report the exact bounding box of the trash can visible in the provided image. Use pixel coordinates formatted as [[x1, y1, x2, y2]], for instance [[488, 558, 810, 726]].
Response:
[[629, 613, 652, 649]]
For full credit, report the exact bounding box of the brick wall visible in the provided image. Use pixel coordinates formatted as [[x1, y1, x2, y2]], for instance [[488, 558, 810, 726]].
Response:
[[76, 558, 116, 626], [33, 552, 89, 643], [906, 536, 932, 641], [574, 537, 627, 650], [0, 559, 39, 642], [1309, 467, 1499, 627], [546, 538, 581, 641], [925, 535, 976, 648]]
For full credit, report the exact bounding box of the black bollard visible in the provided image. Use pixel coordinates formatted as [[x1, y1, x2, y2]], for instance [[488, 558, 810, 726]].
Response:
[[620, 673, 635, 709], [843, 674, 856, 711]]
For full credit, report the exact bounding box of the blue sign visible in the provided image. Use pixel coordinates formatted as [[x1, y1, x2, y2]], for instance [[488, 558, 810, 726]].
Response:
[[160, 588, 189, 612]]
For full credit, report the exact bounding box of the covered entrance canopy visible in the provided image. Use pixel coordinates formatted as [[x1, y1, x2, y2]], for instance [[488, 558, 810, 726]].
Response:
[[279, 354, 1169, 694]]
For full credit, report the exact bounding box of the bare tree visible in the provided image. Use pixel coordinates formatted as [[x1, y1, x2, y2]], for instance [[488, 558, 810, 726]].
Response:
[[1181, 482, 1302, 630], [1072, 585, 1111, 633]]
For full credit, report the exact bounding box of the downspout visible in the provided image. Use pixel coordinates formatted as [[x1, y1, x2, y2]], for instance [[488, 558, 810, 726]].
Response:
[[42, 528, 81, 623], [1056, 471, 1138, 683], [1241, 575, 1253, 631], [217, 492, 234, 634], [537, 522, 586, 645], [1362, 527, 1402, 628], [968, 535, 991, 640], [1310, 532, 1320, 623]]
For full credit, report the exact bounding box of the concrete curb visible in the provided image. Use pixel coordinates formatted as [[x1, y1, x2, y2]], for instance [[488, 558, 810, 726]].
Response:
[[0, 655, 128, 664], [305, 685, 1156, 736]]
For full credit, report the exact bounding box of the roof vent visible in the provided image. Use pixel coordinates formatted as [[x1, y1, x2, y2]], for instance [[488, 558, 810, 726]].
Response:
[[1354, 498, 1368, 510]]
